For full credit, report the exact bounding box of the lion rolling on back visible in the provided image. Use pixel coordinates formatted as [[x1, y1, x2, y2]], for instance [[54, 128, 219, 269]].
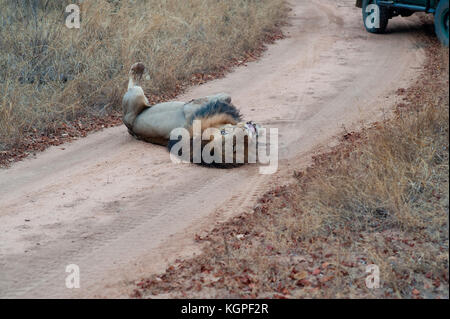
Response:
[[122, 62, 259, 167]]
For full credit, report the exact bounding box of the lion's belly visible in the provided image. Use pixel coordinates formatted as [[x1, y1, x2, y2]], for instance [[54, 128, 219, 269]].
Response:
[[132, 102, 187, 140], [131, 94, 232, 141]]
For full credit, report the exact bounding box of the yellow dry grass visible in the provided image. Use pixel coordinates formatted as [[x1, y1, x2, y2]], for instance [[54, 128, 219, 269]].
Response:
[[0, 0, 286, 149]]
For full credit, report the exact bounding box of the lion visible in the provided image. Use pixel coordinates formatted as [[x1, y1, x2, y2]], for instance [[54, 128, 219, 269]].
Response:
[[123, 62, 259, 167]]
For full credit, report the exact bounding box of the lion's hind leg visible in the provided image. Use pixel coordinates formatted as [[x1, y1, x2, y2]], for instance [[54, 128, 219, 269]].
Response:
[[122, 63, 151, 131]]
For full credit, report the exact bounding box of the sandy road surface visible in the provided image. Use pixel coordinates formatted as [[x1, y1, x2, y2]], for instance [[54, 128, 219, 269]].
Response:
[[0, 0, 426, 298]]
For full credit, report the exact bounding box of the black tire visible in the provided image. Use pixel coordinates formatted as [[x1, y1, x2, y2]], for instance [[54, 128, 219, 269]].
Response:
[[362, 0, 389, 33], [434, 0, 449, 47]]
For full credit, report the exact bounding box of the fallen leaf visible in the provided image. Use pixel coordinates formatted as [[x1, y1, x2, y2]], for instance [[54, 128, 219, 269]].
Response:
[[433, 278, 441, 288], [292, 271, 308, 281], [296, 279, 311, 287], [320, 275, 334, 283]]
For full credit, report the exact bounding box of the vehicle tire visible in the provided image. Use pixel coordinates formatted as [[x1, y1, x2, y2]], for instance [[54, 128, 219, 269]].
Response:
[[434, 0, 449, 47], [362, 0, 389, 33]]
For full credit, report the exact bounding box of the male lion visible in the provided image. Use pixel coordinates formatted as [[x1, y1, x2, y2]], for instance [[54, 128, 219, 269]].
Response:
[[123, 63, 259, 166]]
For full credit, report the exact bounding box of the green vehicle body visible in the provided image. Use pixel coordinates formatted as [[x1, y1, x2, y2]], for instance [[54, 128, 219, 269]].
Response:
[[357, 0, 439, 13], [356, 0, 449, 46]]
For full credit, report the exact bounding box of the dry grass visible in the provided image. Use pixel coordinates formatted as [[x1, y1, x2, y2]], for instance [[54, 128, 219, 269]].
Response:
[[133, 42, 449, 299], [0, 0, 286, 150]]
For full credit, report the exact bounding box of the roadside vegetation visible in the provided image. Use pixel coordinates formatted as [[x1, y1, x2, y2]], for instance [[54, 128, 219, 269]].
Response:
[[0, 0, 286, 161], [133, 40, 449, 299]]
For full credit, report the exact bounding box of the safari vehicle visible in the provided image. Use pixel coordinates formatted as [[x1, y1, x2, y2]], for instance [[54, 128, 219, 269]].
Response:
[[356, 0, 449, 46]]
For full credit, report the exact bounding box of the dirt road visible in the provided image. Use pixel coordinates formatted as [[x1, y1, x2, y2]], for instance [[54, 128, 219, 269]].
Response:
[[0, 0, 427, 298]]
